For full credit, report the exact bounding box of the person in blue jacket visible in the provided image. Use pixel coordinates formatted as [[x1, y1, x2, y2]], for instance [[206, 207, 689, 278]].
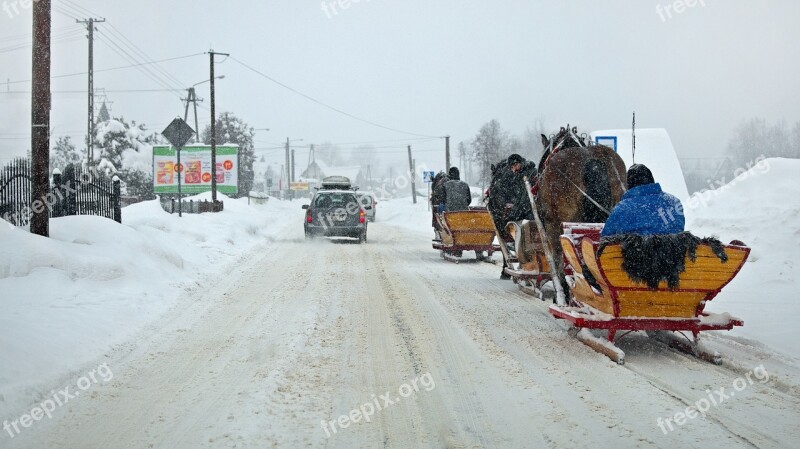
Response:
[[601, 164, 685, 237]]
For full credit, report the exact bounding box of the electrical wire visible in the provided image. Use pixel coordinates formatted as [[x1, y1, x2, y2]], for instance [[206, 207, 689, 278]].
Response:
[[4, 52, 205, 85], [230, 56, 439, 139]]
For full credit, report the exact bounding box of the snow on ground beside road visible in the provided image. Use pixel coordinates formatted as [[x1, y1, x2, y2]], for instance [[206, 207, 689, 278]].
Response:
[[685, 157, 800, 359], [0, 193, 296, 416]]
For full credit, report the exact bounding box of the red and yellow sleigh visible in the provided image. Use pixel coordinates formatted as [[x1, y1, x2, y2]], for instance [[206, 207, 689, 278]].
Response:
[[550, 231, 750, 364]]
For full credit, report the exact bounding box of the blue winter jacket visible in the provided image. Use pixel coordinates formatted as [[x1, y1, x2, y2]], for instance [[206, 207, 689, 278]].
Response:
[[601, 183, 685, 237]]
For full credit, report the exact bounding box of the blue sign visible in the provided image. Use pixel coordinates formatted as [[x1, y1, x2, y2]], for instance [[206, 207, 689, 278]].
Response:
[[423, 171, 436, 183], [595, 136, 618, 152]]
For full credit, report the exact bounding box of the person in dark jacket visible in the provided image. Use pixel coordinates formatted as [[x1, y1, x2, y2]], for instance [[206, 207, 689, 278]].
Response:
[[442, 167, 472, 211], [432, 171, 448, 213], [601, 164, 685, 237], [430, 171, 448, 238]]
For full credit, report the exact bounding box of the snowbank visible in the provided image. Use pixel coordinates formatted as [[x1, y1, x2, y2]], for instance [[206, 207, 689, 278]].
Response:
[[0, 194, 296, 415], [591, 128, 690, 201], [686, 158, 800, 358]]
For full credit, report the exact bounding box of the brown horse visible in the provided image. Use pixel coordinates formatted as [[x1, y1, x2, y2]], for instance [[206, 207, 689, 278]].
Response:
[[535, 126, 627, 291]]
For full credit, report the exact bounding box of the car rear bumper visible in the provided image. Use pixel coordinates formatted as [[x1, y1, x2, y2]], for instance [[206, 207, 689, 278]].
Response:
[[306, 224, 365, 238]]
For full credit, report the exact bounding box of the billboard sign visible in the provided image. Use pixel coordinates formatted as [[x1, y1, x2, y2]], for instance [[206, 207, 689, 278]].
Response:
[[290, 182, 310, 191], [153, 145, 239, 194]]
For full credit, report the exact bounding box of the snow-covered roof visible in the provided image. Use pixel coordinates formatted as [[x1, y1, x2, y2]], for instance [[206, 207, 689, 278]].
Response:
[[591, 128, 690, 201], [322, 166, 362, 183]]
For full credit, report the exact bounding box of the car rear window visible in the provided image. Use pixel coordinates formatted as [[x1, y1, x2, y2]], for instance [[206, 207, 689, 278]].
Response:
[[314, 192, 357, 208]]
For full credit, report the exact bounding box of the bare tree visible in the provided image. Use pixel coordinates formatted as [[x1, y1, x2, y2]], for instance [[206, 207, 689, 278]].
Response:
[[470, 119, 512, 188], [727, 117, 798, 165]]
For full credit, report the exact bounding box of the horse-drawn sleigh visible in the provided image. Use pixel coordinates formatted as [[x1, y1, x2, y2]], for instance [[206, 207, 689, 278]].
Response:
[[432, 207, 499, 263], [484, 125, 749, 364]]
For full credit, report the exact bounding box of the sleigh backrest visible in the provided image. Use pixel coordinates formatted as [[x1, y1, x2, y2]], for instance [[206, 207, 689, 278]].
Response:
[[581, 238, 750, 318]]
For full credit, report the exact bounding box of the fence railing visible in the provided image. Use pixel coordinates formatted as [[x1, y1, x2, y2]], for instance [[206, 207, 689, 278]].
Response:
[[0, 158, 121, 227]]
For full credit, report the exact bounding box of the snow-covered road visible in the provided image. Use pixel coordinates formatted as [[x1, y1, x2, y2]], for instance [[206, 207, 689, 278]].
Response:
[[7, 214, 800, 449]]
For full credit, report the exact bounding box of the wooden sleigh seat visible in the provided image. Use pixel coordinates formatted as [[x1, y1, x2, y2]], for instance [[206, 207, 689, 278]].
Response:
[[432, 209, 498, 261], [550, 233, 750, 364]]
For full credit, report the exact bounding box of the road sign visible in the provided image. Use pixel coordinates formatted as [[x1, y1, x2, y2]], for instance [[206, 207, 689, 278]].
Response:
[[161, 118, 195, 149], [423, 171, 436, 183], [290, 182, 309, 191]]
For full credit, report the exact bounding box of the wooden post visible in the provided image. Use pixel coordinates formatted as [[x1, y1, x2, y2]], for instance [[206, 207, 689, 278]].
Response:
[[112, 175, 121, 223], [408, 145, 416, 204], [524, 175, 566, 306], [30, 0, 51, 237]]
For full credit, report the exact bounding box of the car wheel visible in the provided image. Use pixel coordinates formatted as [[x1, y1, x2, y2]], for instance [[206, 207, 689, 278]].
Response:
[[359, 231, 367, 244]]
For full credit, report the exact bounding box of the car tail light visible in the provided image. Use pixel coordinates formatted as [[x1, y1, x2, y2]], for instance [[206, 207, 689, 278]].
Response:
[[359, 209, 366, 223], [306, 208, 313, 223]]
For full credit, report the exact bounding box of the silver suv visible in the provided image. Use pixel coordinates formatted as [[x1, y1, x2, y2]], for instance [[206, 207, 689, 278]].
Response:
[[358, 192, 377, 222], [303, 190, 368, 243]]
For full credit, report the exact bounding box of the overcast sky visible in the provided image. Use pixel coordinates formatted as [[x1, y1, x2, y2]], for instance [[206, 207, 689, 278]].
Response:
[[1, 0, 798, 173]]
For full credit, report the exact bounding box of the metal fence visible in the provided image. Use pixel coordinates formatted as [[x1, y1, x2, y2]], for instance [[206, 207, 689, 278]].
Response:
[[0, 158, 121, 227]]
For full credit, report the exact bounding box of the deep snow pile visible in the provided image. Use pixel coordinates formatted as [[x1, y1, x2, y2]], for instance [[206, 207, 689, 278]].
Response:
[[0, 194, 296, 415], [685, 157, 799, 358]]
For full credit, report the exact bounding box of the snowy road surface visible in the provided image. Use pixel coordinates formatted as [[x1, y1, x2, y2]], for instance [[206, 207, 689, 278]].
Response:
[[7, 215, 800, 449]]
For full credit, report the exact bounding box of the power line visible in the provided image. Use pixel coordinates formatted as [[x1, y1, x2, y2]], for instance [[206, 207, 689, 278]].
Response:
[[230, 56, 439, 139], [3, 52, 205, 85], [95, 33, 183, 101], [57, 0, 187, 94]]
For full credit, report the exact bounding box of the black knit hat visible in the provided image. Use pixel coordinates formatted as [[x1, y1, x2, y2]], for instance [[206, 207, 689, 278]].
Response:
[[627, 164, 655, 189], [508, 154, 524, 166], [448, 166, 460, 180]]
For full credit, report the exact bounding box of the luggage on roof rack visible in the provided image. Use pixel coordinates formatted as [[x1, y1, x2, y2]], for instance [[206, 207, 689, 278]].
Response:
[[320, 176, 353, 190]]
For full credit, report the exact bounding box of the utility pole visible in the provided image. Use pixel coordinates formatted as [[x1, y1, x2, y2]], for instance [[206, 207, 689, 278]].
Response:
[[285, 137, 290, 199], [76, 17, 104, 166], [31, 0, 51, 237], [367, 165, 372, 190], [408, 145, 417, 204], [183, 87, 202, 142], [445, 135, 451, 171], [209, 50, 228, 203], [291, 149, 296, 183]]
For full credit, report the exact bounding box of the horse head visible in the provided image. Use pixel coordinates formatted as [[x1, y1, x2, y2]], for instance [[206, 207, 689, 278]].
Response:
[[539, 125, 590, 170]]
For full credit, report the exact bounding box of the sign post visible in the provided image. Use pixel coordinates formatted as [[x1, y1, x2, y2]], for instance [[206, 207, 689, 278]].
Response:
[[161, 118, 195, 217], [423, 171, 435, 212]]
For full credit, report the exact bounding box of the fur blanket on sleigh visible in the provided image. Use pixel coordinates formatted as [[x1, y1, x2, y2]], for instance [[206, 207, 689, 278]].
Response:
[[597, 232, 728, 289]]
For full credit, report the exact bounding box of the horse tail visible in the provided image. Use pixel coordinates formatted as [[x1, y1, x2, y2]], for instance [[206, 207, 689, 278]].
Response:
[[582, 159, 612, 223]]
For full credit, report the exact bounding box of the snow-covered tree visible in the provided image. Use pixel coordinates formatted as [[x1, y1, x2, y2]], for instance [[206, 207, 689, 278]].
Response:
[[94, 117, 160, 175], [201, 112, 255, 197], [316, 141, 345, 166], [727, 118, 799, 165], [50, 136, 82, 171], [470, 119, 513, 185]]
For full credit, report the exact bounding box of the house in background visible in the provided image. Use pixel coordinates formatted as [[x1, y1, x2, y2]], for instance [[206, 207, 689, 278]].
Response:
[[300, 158, 366, 189]]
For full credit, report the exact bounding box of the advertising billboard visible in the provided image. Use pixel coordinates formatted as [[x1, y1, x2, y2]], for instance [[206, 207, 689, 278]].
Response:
[[153, 145, 239, 194]]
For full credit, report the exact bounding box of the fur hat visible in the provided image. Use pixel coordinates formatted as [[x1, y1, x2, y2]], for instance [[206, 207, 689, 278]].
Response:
[[627, 164, 655, 189], [508, 154, 524, 166], [448, 166, 460, 180]]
